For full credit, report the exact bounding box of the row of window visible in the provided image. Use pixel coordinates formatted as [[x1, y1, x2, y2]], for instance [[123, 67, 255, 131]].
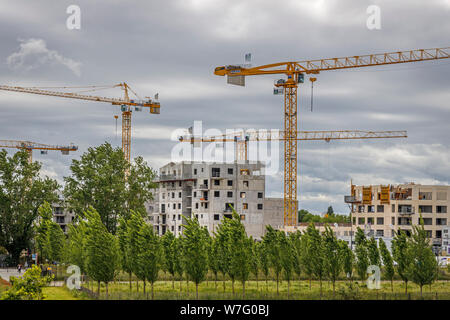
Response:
[[357, 204, 447, 214], [354, 216, 448, 226]]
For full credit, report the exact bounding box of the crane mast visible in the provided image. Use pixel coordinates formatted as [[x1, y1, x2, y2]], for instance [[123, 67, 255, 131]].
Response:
[[214, 46, 450, 226]]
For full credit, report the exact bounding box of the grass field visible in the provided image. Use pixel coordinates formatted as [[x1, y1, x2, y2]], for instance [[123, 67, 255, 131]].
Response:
[[42, 286, 81, 300], [78, 279, 450, 300]]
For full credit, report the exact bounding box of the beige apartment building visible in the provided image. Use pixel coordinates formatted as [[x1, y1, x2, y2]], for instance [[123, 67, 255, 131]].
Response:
[[346, 182, 449, 253]]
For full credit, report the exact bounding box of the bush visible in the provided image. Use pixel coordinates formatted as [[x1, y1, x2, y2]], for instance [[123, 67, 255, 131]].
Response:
[[337, 282, 361, 300], [1, 265, 53, 300]]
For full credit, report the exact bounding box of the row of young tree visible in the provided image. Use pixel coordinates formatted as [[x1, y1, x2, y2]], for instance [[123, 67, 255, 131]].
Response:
[[54, 197, 439, 299]]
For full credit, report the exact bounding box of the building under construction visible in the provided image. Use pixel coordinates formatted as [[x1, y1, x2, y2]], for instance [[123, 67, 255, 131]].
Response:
[[347, 182, 450, 254], [147, 161, 288, 239]]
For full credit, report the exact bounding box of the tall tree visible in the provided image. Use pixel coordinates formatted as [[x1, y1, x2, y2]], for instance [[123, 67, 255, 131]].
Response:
[[208, 238, 221, 289], [355, 227, 369, 281], [84, 207, 120, 298], [263, 225, 283, 295], [0, 149, 59, 264], [291, 231, 302, 285], [392, 229, 412, 294], [323, 225, 343, 297], [117, 217, 133, 290], [299, 229, 314, 289], [249, 240, 260, 290], [214, 215, 232, 293], [379, 238, 395, 291], [138, 222, 162, 299], [173, 236, 185, 292], [63, 143, 157, 234], [161, 231, 176, 288], [340, 240, 355, 282], [182, 217, 209, 299], [307, 223, 326, 298], [258, 240, 270, 290], [127, 210, 146, 292], [65, 221, 88, 280], [279, 232, 294, 297], [36, 202, 65, 264], [407, 217, 439, 297], [367, 237, 381, 267]]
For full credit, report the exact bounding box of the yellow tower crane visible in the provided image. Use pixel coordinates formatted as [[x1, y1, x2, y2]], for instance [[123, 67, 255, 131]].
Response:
[[214, 47, 450, 226], [0, 139, 78, 163], [179, 129, 408, 162], [0, 83, 160, 162]]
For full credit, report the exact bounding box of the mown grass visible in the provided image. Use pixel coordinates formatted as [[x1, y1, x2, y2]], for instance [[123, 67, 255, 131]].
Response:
[[82, 279, 450, 300], [42, 286, 82, 300]]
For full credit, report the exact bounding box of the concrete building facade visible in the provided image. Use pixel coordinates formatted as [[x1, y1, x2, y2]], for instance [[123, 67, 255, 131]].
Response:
[[347, 182, 450, 254], [149, 161, 285, 240]]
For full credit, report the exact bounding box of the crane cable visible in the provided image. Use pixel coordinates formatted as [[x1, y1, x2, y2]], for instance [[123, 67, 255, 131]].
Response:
[[309, 77, 317, 112]]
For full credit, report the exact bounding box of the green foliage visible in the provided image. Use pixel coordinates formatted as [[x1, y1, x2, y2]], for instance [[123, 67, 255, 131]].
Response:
[[323, 225, 343, 292], [279, 232, 294, 290], [262, 226, 283, 292], [407, 217, 439, 295], [138, 223, 162, 288], [36, 202, 65, 263], [379, 238, 395, 290], [298, 208, 350, 224], [182, 216, 209, 297], [392, 229, 412, 290], [1, 265, 53, 300], [355, 227, 369, 281], [84, 207, 120, 285], [340, 239, 354, 280], [290, 231, 302, 280], [367, 237, 381, 267], [0, 149, 59, 263], [63, 143, 157, 234], [306, 223, 326, 292], [161, 231, 176, 279], [64, 220, 88, 274]]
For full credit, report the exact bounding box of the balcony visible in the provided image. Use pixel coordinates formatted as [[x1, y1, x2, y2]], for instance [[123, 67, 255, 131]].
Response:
[[398, 205, 415, 215], [344, 196, 361, 204], [198, 184, 209, 190]]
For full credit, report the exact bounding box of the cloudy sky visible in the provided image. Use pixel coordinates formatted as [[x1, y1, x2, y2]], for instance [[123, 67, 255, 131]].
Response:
[[0, 0, 449, 214]]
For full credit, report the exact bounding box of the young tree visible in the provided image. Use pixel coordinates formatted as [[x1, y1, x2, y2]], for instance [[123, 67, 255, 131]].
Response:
[[407, 217, 439, 297], [214, 215, 232, 293], [258, 240, 270, 290], [249, 240, 260, 290], [222, 210, 252, 297], [173, 236, 185, 292], [379, 238, 395, 291], [291, 231, 302, 285], [307, 224, 326, 298], [367, 237, 381, 267], [1, 265, 53, 300], [299, 230, 314, 289], [279, 232, 294, 297], [323, 225, 343, 297], [340, 240, 355, 282], [161, 231, 176, 288], [0, 149, 59, 264], [65, 221, 88, 281], [117, 217, 133, 290], [36, 202, 65, 264], [127, 210, 146, 292], [208, 238, 221, 289], [263, 225, 283, 295], [392, 229, 412, 294], [84, 207, 120, 298], [138, 222, 162, 299], [355, 227, 369, 281], [182, 217, 209, 299]]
